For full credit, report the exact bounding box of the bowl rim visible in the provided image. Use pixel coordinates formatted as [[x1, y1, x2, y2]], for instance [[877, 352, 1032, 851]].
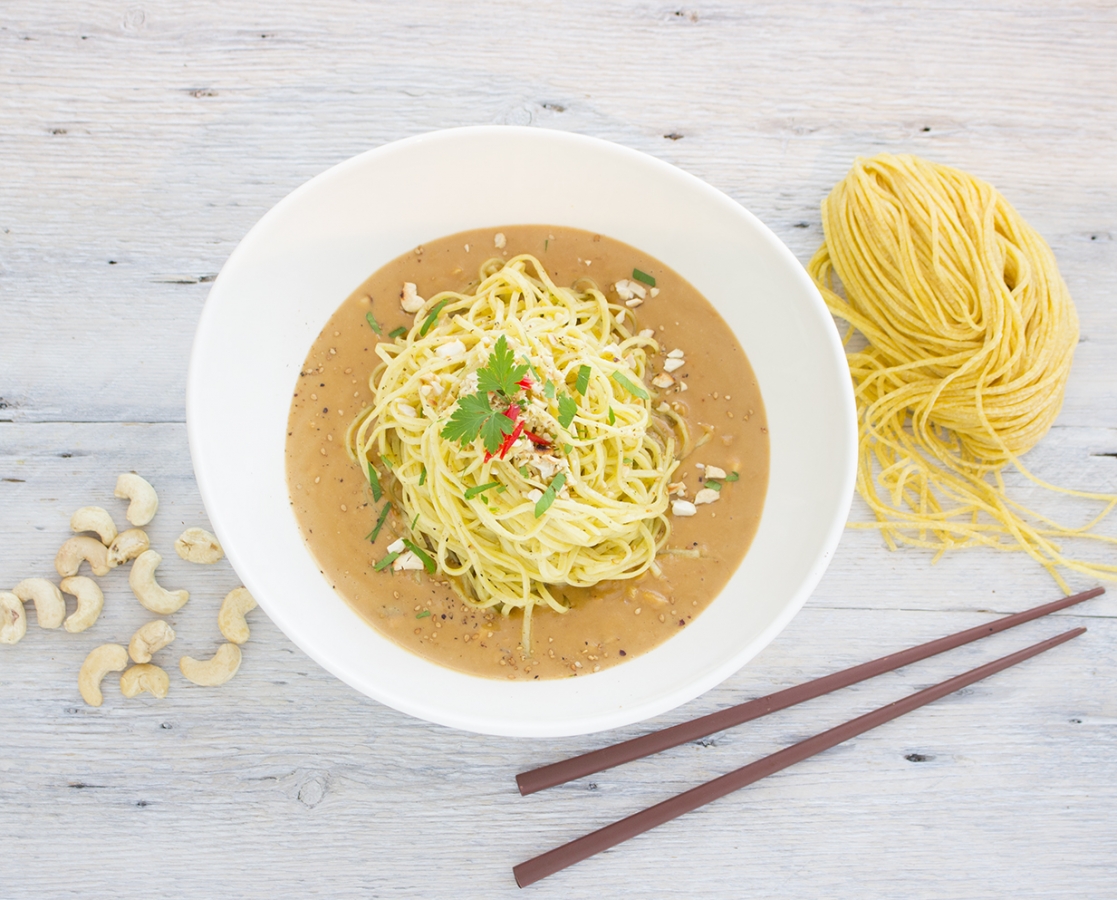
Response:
[[187, 125, 857, 736]]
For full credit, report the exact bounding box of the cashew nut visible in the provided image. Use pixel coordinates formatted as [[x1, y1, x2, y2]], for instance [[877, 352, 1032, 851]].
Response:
[[13, 578, 66, 629], [78, 643, 129, 706], [55, 536, 111, 578], [129, 619, 176, 663], [218, 587, 257, 645], [129, 550, 189, 615], [174, 527, 224, 564], [107, 527, 150, 567], [180, 642, 241, 686], [120, 664, 170, 699], [1, 591, 27, 645], [70, 506, 118, 545], [59, 576, 104, 633], [114, 473, 159, 526]]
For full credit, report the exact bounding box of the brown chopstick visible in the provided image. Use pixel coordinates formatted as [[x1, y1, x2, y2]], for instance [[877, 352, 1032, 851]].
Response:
[[514, 625, 1086, 887], [517, 587, 1103, 796]]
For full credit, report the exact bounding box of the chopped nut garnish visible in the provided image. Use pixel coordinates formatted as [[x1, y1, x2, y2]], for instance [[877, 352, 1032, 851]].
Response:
[[672, 499, 697, 517], [694, 488, 720, 505], [663, 357, 685, 373], [400, 282, 425, 313], [705, 465, 727, 480], [494, 232, 507, 249], [651, 373, 675, 389]]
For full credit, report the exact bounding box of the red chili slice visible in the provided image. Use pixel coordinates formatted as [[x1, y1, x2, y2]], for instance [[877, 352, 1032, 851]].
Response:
[[516, 378, 533, 390], [498, 420, 526, 459], [522, 429, 551, 447]]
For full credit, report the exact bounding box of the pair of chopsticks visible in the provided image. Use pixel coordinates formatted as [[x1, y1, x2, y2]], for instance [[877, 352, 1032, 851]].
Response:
[[513, 586, 1103, 887]]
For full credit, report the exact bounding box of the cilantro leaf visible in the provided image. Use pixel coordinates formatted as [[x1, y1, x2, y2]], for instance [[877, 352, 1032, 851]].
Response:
[[611, 371, 649, 400], [477, 335, 529, 396], [441, 392, 493, 446], [575, 364, 591, 395], [557, 395, 578, 429]]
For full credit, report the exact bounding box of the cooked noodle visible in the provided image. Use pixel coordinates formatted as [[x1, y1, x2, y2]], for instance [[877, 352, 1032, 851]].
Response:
[[348, 254, 683, 648]]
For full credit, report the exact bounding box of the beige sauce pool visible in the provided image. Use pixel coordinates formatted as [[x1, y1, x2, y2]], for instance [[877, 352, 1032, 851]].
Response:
[[285, 226, 768, 680]]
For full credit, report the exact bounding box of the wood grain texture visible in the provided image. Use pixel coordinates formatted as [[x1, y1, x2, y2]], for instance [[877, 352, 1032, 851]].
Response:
[[2, 2, 1116, 897]]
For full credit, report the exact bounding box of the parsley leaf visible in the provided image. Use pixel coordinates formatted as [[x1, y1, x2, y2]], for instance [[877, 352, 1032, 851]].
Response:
[[575, 364, 591, 395], [534, 473, 567, 518], [557, 395, 578, 429], [544, 380, 556, 399], [477, 336, 528, 396], [611, 371, 649, 400], [365, 311, 382, 334], [562, 443, 573, 454]]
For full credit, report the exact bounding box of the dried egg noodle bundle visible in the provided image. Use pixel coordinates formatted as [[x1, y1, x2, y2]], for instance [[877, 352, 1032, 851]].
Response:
[[348, 254, 683, 648], [809, 153, 1117, 589]]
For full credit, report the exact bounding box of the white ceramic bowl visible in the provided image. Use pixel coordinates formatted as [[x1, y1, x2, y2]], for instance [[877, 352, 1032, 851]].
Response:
[[187, 126, 856, 737]]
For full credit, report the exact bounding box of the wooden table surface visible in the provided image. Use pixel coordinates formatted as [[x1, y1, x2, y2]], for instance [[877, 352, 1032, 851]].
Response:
[[3, 3, 1115, 897]]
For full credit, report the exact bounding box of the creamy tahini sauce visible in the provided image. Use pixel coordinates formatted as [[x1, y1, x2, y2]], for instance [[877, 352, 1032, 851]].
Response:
[[285, 226, 768, 681]]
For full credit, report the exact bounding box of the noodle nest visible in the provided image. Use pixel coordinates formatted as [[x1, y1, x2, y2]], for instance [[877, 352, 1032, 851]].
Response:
[[809, 153, 1117, 588], [349, 254, 682, 643]]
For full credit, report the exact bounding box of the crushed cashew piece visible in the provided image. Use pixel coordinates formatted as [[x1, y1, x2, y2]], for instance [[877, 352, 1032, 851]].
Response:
[[651, 373, 675, 389], [705, 465, 727, 480], [694, 488, 720, 505], [392, 551, 425, 572], [663, 357, 686, 373], [672, 499, 698, 517], [120, 664, 170, 699], [174, 527, 224, 564], [494, 232, 507, 249], [129, 619, 176, 663], [400, 282, 425, 313]]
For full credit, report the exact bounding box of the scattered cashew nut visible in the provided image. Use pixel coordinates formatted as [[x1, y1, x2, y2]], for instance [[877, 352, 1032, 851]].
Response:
[[1, 591, 27, 645], [13, 578, 66, 629], [70, 506, 118, 545], [59, 576, 104, 633], [129, 619, 176, 663], [107, 528, 150, 567], [55, 536, 111, 577], [114, 473, 159, 526], [78, 643, 129, 706], [129, 550, 189, 615], [120, 664, 170, 699], [218, 587, 257, 645], [174, 527, 224, 564], [180, 642, 242, 686]]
